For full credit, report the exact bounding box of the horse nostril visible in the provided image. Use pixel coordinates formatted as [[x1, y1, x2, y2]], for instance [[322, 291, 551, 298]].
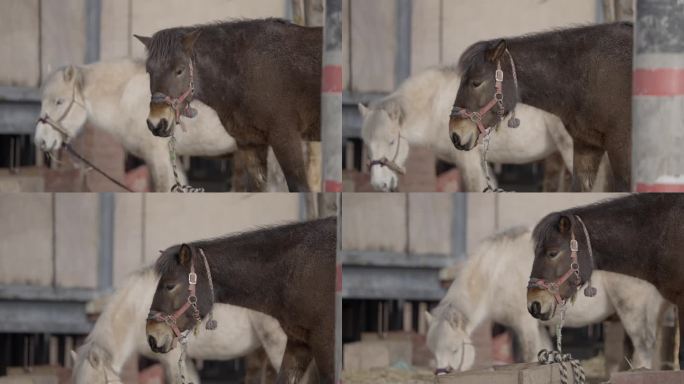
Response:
[[159, 119, 168, 132], [148, 335, 157, 350], [451, 132, 461, 147], [146, 119, 156, 132], [529, 301, 541, 317]]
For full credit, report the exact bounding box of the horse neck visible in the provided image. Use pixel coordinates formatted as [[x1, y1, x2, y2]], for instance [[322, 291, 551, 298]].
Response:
[[443, 264, 492, 335], [398, 68, 461, 148], [201, 245, 286, 319], [506, 40, 576, 121], [80, 60, 144, 137], [570, 202, 657, 284], [87, 268, 157, 370]]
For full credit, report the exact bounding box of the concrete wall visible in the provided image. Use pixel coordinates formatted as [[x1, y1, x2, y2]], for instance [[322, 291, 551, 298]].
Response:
[[0, 0, 287, 86], [344, 0, 599, 93], [0, 193, 301, 289], [341, 193, 453, 256], [340, 193, 627, 256]]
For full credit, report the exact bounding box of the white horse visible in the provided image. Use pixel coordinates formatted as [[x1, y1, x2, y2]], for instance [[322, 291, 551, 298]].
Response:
[[425, 226, 668, 375], [71, 266, 288, 384], [359, 66, 611, 192], [34, 59, 286, 192]]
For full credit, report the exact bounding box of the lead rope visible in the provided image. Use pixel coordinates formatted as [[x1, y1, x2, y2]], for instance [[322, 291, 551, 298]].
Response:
[[168, 134, 204, 193], [480, 132, 503, 192], [537, 306, 586, 384], [177, 330, 192, 384]]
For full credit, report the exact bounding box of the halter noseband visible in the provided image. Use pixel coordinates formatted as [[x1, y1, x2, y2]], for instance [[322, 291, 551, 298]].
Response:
[[450, 49, 520, 143], [37, 82, 85, 143], [148, 247, 217, 341], [527, 215, 597, 305], [150, 59, 197, 125], [368, 131, 406, 175]]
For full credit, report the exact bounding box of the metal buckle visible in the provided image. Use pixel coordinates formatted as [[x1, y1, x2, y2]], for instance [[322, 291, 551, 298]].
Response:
[[188, 272, 197, 285], [570, 262, 579, 271], [570, 239, 578, 252], [469, 111, 481, 123], [495, 69, 504, 82]]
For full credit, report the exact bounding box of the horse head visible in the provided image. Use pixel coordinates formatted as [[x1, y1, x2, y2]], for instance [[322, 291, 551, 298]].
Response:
[[449, 39, 518, 151], [359, 101, 409, 192], [147, 243, 214, 353], [135, 29, 201, 138], [72, 343, 122, 384], [425, 307, 475, 375], [35, 65, 88, 152], [528, 213, 593, 321]]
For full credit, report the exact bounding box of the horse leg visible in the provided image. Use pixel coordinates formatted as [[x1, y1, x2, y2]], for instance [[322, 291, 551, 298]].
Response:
[[308, 328, 334, 384], [145, 148, 186, 192], [269, 127, 311, 192], [571, 141, 603, 192], [232, 146, 268, 192], [452, 149, 489, 192], [605, 135, 630, 192], [512, 320, 549, 362], [276, 338, 313, 384]]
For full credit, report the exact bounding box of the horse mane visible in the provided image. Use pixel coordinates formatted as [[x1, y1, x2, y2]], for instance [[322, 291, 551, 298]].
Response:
[[155, 217, 335, 276], [82, 267, 158, 349], [457, 21, 633, 74], [531, 194, 635, 253], [436, 226, 531, 323], [146, 18, 293, 61]]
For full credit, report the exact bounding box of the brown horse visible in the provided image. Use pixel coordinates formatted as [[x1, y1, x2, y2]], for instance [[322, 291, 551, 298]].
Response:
[[147, 217, 336, 383], [135, 19, 322, 192], [449, 22, 632, 191], [527, 194, 684, 352]]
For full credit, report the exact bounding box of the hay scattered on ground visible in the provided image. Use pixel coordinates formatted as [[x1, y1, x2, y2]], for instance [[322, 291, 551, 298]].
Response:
[[342, 367, 434, 384]]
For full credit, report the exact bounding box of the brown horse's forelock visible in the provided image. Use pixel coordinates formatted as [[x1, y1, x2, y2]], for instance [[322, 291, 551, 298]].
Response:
[[531, 212, 561, 256], [147, 29, 187, 63], [457, 41, 489, 75]]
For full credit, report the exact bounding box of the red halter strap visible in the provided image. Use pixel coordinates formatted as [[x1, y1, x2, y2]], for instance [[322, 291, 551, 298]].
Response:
[[527, 230, 581, 305], [148, 257, 200, 339], [450, 61, 505, 140], [150, 59, 197, 125]]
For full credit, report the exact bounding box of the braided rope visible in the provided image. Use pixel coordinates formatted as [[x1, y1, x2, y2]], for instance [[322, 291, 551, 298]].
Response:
[[537, 307, 585, 384], [177, 333, 194, 384], [480, 132, 504, 193], [168, 135, 204, 193]]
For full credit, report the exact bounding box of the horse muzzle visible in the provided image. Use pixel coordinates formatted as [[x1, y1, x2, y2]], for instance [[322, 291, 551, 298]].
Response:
[[146, 320, 177, 353], [147, 102, 176, 137], [448, 118, 477, 151], [526, 288, 556, 321]]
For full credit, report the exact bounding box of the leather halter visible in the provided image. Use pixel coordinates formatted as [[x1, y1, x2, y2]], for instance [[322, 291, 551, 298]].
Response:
[[37, 82, 85, 143], [434, 339, 474, 376], [527, 215, 596, 305], [368, 132, 406, 175], [450, 49, 519, 143], [150, 59, 197, 125], [147, 247, 216, 340]]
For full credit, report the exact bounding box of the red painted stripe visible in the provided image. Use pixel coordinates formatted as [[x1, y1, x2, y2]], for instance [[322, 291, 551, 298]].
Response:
[[322, 65, 343, 93], [336, 264, 342, 292], [633, 68, 684, 96], [325, 180, 343, 192], [636, 183, 684, 192]]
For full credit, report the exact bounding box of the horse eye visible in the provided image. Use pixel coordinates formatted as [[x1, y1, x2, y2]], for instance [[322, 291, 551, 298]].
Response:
[[165, 283, 176, 291], [389, 139, 395, 145], [175, 67, 184, 76], [471, 80, 483, 88], [547, 250, 559, 258], [55, 99, 64, 106]]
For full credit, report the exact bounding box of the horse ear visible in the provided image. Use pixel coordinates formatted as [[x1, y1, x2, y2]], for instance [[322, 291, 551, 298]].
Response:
[[558, 215, 571, 234], [358, 103, 369, 117], [424, 310, 433, 326], [87, 348, 101, 368], [485, 39, 507, 62], [384, 100, 405, 125], [178, 244, 193, 267], [70, 350, 78, 364], [134, 34, 152, 49], [182, 29, 202, 53], [63, 66, 77, 82]]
